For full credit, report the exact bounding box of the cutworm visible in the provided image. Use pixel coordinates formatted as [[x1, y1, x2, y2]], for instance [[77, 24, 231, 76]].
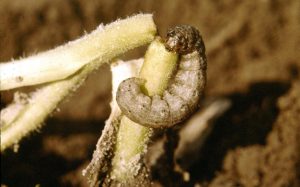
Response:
[[116, 25, 207, 128]]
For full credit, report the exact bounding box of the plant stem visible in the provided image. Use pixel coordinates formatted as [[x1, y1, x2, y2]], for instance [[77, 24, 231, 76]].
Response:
[[110, 38, 178, 184], [0, 14, 156, 90], [139, 38, 178, 96], [0, 14, 156, 152]]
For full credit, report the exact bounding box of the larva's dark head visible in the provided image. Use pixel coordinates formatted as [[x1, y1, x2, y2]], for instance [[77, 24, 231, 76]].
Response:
[[165, 25, 205, 55]]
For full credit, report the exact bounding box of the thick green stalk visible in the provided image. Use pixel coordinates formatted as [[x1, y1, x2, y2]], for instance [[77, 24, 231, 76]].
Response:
[[110, 38, 178, 184]]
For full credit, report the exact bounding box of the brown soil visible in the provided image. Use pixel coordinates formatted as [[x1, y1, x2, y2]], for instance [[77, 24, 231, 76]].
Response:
[[1, 0, 300, 187]]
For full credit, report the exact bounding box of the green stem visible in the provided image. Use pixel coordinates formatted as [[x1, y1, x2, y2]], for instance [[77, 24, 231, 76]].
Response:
[[0, 14, 156, 152], [0, 14, 156, 90], [110, 38, 178, 184]]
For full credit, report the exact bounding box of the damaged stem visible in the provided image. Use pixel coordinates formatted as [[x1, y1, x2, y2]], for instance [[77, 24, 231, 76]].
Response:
[[109, 38, 178, 185]]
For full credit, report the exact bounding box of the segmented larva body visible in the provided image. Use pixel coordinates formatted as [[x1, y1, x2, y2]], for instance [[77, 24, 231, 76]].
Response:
[[116, 25, 207, 128]]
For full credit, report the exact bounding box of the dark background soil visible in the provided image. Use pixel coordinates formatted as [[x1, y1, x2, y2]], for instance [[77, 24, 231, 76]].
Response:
[[1, 0, 300, 186]]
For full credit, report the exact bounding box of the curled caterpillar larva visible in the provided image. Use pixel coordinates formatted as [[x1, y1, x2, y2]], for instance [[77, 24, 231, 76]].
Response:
[[116, 25, 207, 128]]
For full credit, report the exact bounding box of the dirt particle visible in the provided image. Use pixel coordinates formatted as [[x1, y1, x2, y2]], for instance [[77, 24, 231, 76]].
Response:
[[15, 76, 23, 82], [14, 92, 29, 105]]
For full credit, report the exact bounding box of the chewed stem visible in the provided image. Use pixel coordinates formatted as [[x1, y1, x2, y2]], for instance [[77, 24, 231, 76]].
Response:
[[109, 38, 178, 185]]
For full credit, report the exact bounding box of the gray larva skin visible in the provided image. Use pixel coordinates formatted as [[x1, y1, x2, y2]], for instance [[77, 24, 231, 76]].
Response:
[[116, 25, 207, 128]]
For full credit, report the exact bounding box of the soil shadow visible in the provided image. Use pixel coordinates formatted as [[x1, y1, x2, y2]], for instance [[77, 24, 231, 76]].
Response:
[[190, 81, 291, 182], [1, 119, 104, 187]]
